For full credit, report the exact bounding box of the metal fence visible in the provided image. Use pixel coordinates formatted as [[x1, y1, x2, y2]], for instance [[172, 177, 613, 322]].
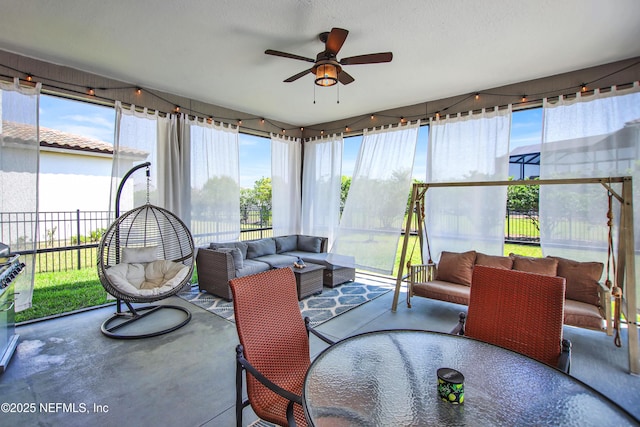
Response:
[[2, 207, 545, 273], [505, 209, 539, 244], [0, 207, 274, 273]]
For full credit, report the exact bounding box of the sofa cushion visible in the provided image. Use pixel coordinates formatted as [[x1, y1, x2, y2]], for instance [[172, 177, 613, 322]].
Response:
[[475, 253, 513, 270], [298, 235, 322, 253], [435, 251, 476, 286], [253, 254, 297, 269], [510, 254, 558, 276], [235, 259, 271, 278], [412, 280, 471, 306], [210, 241, 248, 259], [247, 238, 276, 258], [550, 256, 604, 306], [275, 235, 298, 253], [217, 247, 244, 269], [564, 299, 605, 330]]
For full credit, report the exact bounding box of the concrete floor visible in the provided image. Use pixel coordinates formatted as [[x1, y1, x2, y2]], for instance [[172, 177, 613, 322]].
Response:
[[1, 274, 638, 426]]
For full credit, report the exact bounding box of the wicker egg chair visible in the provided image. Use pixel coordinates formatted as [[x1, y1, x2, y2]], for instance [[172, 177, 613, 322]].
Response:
[[97, 162, 195, 339]]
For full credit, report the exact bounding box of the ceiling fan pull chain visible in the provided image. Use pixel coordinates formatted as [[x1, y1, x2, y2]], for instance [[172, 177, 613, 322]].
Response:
[[337, 80, 340, 104]]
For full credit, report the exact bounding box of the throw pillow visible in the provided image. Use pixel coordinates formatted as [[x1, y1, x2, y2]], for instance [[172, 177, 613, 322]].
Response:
[[435, 251, 477, 286], [217, 247, 244, 269], [275, 235, 298, 253], [510, 254, 558, 276], [209, 241, 249, 259], [475, 253, 513, 270], [298, 235, 322, 253], [549, 256, 603, 306], [121, 246, 158, 264], [247, 238, 276, 258]]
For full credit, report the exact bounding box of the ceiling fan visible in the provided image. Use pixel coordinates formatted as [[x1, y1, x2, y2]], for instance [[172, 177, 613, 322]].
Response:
[[265, 27, 393, 87]]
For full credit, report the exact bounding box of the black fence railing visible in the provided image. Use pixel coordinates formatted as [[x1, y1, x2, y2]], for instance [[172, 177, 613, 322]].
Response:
[[2, 207, 544, 273], [505, 209, 540, 244], [0, 208, 274, 273]]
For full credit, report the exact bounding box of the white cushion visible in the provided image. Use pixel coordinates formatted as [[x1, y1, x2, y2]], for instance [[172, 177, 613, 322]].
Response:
[[121, 246, 158, 264], [105, 259, 189, 297]]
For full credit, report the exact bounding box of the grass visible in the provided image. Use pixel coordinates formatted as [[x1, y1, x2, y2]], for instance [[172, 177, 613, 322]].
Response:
[[16, 268, 109, 323]]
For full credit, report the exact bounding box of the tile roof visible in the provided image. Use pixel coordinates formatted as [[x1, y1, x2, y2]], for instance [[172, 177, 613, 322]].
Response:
[[1, 121, 147, 157]]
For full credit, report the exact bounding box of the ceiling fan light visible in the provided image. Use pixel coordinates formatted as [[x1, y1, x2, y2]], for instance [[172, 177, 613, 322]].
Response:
[[315, 63, 338, 87]]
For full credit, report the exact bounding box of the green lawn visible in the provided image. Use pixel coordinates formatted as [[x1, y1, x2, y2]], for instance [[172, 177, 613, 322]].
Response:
[[16, 268, 109, 323]]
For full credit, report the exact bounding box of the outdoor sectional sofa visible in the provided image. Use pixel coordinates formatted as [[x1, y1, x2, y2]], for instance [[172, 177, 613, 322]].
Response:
[[408, 250, 612, 333], [196, 234, 356, 301]]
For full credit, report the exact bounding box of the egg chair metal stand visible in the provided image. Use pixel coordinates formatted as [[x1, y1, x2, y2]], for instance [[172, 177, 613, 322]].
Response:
[[97, 162, 194, 339]]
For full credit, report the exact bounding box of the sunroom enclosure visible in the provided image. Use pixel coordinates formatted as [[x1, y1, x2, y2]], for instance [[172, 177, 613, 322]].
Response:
[[1, 52, 639, 370]]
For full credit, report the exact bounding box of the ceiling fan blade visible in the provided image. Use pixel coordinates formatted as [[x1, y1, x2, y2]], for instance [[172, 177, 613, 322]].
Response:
[[265, 49, 315, 63], [338, 70, 355, 85], [340, 52, 393, 65], [284, 68, 313, 83], [325, 28, 349, 55]]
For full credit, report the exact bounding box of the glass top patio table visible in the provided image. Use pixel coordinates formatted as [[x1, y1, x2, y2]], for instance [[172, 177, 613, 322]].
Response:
[[303, 329, 639, 426]]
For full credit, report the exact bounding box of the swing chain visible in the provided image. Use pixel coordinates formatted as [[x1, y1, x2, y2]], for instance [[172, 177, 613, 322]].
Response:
[[146, 165, 151, 205]]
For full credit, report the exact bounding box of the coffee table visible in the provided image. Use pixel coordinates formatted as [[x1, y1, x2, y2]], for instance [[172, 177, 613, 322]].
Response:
[[291, 263, 325, 300]]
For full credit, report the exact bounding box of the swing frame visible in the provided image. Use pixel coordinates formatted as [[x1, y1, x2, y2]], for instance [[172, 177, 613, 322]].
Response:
[[392, 176, 638, 375]]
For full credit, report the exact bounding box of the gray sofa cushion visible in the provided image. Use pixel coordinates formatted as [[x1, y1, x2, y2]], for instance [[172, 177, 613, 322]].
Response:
[[217, 247, 244, 269], [275, 235, 298, 253], [235, 259, 271, 278], [297, 235, 322, 253], [210, 241, 249, 259], [247, 238, 276, 258], [253, 254, 298, 269]]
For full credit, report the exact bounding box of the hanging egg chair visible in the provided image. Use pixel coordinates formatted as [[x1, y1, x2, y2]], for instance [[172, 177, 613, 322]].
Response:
[[97, 162, 194, 339]]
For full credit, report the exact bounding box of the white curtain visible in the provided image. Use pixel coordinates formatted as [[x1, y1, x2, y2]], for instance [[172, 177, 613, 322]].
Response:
[[190, 119, 240, 245], [158, 113, 190, 221], [111, 102, 162, 216], [332, 122, 419, 274], [425, 107, 512, 259], [0, 78, 40, 311], [271, 134, 301, 236], [540, 83, 640, 302], [301, 134, 343, 246]]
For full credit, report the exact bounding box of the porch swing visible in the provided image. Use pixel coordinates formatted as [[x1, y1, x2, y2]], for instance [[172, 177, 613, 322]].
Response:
[[393, 177, 638, 374], [97, 162, 195, 339]]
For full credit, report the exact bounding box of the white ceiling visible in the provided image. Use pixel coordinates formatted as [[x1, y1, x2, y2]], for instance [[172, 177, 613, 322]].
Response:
[[0, 0, 639, 126]]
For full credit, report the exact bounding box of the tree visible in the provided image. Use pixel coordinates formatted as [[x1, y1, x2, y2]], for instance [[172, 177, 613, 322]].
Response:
[[340, 176, 351, 211], [507, 178, 540, 231], [191, 175, 240, 220], [239, 177, 272, 226]]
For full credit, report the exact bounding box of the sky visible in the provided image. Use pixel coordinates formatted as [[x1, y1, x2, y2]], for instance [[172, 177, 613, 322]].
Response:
[[39, 95, 542, 188]]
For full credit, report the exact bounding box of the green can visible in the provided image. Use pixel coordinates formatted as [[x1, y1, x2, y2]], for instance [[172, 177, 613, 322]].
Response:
[[437, 368, 465, 404]]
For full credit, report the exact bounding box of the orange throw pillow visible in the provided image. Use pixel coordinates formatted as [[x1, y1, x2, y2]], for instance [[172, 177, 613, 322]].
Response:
[[435, 251, 477, 286], [475, 253, 513, 270], [549, 256, 604, 306], [510, 254, 558, 276]]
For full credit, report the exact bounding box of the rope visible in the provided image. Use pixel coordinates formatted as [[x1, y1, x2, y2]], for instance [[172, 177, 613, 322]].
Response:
[[421, 200, 433, 265], [606, 190, 622, 347]]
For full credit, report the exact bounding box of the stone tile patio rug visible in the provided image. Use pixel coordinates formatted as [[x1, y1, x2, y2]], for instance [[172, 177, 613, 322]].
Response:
[[178, 273, 394, 327]]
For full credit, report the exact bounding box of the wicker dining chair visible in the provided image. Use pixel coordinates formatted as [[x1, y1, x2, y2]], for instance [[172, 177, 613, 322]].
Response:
[[230, 267, 334, 427], [453, 265, 571, 373]]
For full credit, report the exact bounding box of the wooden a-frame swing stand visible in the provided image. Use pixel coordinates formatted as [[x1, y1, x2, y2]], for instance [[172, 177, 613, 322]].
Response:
[[392, 177, 639, 375]]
